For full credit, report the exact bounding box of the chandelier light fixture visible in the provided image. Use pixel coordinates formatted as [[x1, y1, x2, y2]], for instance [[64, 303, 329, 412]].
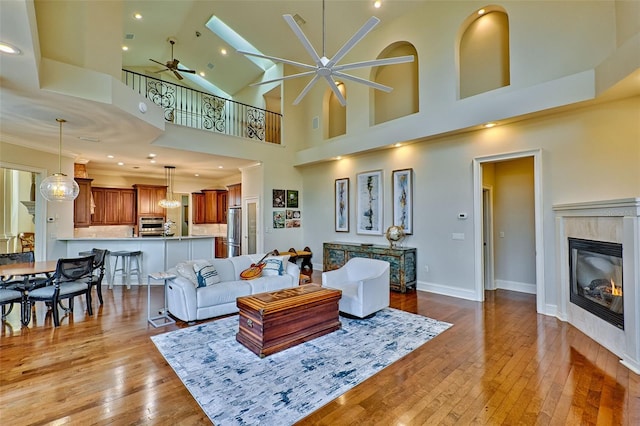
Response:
[[39, 118, 80, 202], [158, 165, 181, 209]]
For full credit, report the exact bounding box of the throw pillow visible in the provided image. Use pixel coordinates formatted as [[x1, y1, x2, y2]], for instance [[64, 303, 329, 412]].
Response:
[[176, 261, 198, 286], [261, 258, 283, 276], [193, 262, 221, 288]]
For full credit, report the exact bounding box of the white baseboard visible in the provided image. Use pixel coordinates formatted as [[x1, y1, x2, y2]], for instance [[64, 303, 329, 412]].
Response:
[[416, 281, 480, 301], [494, 279, 536, 294]]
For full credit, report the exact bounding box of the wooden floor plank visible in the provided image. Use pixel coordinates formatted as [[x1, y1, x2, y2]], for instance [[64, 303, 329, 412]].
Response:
[[1, 283, 637, 425]]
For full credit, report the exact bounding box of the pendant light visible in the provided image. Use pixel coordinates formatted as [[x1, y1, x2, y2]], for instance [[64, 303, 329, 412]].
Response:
[[39, 118, 80, 202], [158, 165, 181, 209]]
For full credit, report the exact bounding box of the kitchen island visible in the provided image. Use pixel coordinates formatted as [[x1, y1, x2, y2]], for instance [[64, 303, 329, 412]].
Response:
[[60, 236, 216, 285]]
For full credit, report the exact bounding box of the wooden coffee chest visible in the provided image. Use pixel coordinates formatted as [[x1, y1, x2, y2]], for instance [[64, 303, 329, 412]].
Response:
[[236, 285, 342, 357]]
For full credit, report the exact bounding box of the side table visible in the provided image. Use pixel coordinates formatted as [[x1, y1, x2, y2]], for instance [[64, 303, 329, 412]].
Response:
[[147, 272, 177, 328]]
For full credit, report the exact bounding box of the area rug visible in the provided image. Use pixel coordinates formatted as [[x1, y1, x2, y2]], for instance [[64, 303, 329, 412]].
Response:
[[151, 308, 452, 425]]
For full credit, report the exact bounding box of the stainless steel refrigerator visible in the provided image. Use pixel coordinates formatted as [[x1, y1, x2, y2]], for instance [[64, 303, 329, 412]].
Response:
[[227, 207, 241, 257]]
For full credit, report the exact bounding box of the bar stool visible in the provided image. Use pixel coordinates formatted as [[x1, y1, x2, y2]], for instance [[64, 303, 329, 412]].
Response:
[[110, 250, 143, 289]]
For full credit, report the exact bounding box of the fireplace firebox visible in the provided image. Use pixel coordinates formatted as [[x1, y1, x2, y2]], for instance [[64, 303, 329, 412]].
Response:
[[569, 238, 623, 329]]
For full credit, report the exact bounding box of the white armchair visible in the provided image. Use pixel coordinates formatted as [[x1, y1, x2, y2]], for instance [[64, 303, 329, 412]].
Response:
[[322, 257, 390, 318]]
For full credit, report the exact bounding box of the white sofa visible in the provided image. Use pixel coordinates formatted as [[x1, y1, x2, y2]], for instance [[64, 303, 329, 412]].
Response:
[[166, 254, 299, 322], [321, 257, 390, 318]]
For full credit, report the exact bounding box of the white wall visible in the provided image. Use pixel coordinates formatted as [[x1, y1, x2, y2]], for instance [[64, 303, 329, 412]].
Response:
[[301, 96, 640, 307]]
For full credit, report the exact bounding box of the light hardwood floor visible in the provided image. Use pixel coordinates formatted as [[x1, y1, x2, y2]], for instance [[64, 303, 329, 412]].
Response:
[[1, 276, 638, 425]]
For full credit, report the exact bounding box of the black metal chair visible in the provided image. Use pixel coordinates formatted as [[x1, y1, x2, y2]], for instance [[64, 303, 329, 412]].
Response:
[[0, 288, 26, 325], [86, 248, 109, 305], [0, 251, 49, 291], [27, 255, 95, 327]]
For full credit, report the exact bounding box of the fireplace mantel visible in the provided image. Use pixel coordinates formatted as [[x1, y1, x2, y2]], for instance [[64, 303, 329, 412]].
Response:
[[554, 198, 640, 374]]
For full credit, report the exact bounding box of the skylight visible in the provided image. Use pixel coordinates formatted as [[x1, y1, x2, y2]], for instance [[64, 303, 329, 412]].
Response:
[[205, 15, 274, 71]]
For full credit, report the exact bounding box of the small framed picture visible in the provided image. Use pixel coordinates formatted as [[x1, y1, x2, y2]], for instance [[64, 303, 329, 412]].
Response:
[[335, 178, 349, 232], [273, 189, 285, 208], [286, 190, 299, 208], [392, 168, 413, 234], [356, 170, 383, 235], [273, 210, 285, 228]]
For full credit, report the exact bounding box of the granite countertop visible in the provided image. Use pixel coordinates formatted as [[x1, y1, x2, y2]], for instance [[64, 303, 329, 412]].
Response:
[[60, 235, 220, 241]]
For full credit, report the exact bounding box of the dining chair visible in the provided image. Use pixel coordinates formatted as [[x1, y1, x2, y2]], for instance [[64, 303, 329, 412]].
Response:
[[18, 232, 35, 252], [27, 255, 95, 327], [0, 251, 49, 291], [87, 248, 109, 305], [0, 288, 26, 324]]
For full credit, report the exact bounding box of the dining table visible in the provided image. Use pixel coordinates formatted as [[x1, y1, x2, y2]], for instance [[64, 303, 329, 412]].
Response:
[[0, 260, 58, 326]]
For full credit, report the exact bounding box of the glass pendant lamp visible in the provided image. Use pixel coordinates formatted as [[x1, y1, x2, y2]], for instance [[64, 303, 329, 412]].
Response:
[[158, 165, 181, 209], [39, 118, 80, 202]]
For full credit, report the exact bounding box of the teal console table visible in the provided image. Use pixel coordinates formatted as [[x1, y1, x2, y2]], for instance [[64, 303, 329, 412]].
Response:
[[323, 242, 417, 293]]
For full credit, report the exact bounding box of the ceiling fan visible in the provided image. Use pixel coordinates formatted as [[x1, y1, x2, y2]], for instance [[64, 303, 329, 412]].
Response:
[[149, 38, 196, 81], [238, 0, 414, 106]]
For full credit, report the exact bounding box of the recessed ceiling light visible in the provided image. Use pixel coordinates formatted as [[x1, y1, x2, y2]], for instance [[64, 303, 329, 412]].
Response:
[[199, 71, 205, 77], [220, 48, 227, 55], [0, 42, 21, 55], [218, 165, 224, 169], [394, 143, 401, 148], [335, 156, 342, 160], [194, 174, 200, 177], [484, 122, 496, 128], [117, 162, 125, 166], [122, 45, 129, 51], [374, 1, 382, 9], [150, 159, 157, 164], [107, 155, 114, 159], [148, 153, 156, 157], [478, 9, 486, 15], [133, 13, 142, 20]]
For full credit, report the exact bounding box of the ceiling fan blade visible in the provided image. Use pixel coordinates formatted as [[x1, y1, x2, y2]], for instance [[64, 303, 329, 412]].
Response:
[[283, 14, 323, 66], [149, 59, 166, 66], [178, 68, 196, 74], [333, 71, 393, 92], [293, 74, 322, 105], [237, 50, 318, 71], [327, 16, 380, 68], [173, 70, 184, 80], [323, 76, 347, 106], [333, 55, 415, 72], [249, 70, 317, 87]]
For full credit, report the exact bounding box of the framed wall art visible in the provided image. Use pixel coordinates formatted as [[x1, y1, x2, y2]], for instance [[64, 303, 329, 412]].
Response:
[[334, 178, 349, 232], [272, 189, 285, 208], [392, 168, 413, 234], [286, 190, 299, 208], [356, 170, 383, 235]]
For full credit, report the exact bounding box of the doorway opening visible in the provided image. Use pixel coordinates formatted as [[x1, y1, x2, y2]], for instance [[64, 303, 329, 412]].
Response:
[[473, 149, 545, 313]]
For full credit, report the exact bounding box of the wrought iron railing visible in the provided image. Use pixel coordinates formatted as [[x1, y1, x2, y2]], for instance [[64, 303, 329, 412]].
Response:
[[122, 70, 282, 144]]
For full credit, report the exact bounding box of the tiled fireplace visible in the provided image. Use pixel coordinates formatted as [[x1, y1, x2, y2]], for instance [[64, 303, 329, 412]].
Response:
[[554, 198, 640, 374]]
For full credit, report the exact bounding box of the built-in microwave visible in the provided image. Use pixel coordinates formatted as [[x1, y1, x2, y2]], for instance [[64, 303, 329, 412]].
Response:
[[139, 217, 164, 236]]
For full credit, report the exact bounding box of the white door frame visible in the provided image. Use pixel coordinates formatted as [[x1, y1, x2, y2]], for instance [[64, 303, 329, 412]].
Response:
[[1, 161, 48, 260], [472, 149, 545, 313], [482, 185, 495, 291]]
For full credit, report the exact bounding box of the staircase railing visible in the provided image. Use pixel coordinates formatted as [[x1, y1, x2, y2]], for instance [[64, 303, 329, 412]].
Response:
[[122, 70, 281, 144]]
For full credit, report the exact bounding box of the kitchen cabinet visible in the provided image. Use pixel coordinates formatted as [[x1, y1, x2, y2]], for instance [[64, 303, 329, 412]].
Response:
[[134, 184, 166, 218], [323, 242, 417, 293], [91, 187, 136, 226], [200, 189, 227, 224], [227, 183, 241, 207], [215, 237, 228, 258], [74, 178, 93, 228], [192, 192, 205, 224]]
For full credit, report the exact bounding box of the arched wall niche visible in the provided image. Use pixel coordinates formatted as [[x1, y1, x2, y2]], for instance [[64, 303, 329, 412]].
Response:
[[370, 41, 419, 126], [323, 83, 347, 139], [457, 5, 510, 99]]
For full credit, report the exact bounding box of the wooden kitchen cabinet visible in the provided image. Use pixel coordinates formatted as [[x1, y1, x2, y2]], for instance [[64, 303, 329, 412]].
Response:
[[74, 178, 93, 228], [215, 237, 228, 258], [134, 184, 166, 218], [227, 183, 241, 207], [192, 192, 205, 224], [217, 191, 228, 224], [91, 187, 136, 226]]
